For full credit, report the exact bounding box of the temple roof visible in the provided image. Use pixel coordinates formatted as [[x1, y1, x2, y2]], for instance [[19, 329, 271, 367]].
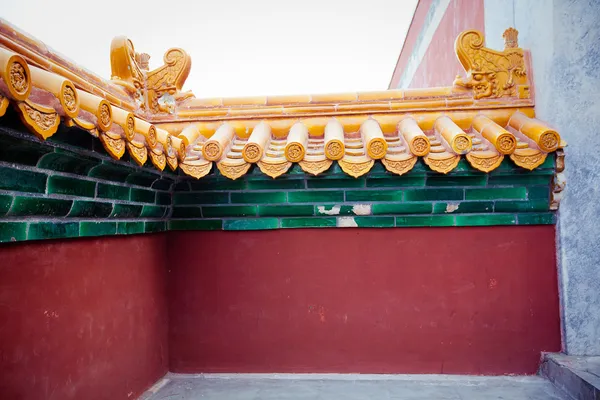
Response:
[[0, 21, 564, 179]]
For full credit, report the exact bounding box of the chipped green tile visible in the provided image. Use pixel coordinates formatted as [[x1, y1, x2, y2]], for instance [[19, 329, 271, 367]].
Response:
[[145, 221, 166, 233], [130, 188, 155, 203], [110, 204, 143, 218], [465, 187, 527, 200], [141, 205, 167, 218], [371, 203, 432, 214], [97, 183, 130, 201], [9, 197, 72, 217], [395, 215, 455, 227], [247, 179, 305, 190], [169, 219, 223, 230], [224, 218, 279, 230], [231, 192, 286, 204], [69, 200, 113, 218], [455, 214, 517, 226], [48, 176, 95, 197], [404, 189, 463, 201], [37, 151, 99, 175], [156, 191, 171, 206], [315, 204, 356, 216], [307, 178, 365, 189], [517, 213, 556, 225], [495, 199, 550, 212], [258, 205, 314, 217], [173, 192, 229, 205], [117, 221, 145, 235], [28, 222, 79, 240], [281, 217, 336, 228], [0, 166, 47, 193], [0, 222, 27, 242], [80, 221, 117, 237], [0, 194, 12, 216], [338, 216, 394, 228], [288, 190, 343, 203], [426, 175, 487, 186], [171, 206, 203, 218], [366, 176, 425, 188], [433, 201, 493, 214]]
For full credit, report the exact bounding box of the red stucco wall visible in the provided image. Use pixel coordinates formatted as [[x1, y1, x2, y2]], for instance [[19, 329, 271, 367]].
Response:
[[168, 226, 561, 375], [408, 0, 484, 88], [0, 234, 169, 400]]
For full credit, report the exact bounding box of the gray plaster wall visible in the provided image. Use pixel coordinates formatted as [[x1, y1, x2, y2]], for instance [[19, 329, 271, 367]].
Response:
[[485, 0, 600, 355]]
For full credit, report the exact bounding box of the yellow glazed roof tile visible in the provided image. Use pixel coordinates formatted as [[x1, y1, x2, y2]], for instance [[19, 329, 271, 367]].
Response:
[[0, 21, 564, 179]]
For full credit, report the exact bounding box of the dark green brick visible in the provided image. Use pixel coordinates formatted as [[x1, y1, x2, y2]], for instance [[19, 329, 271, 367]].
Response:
[[48, 125, 94, 150], [126, 172, 160, 187], [281, 217, 336, 228], [171, 206, 203, 218], [346, 190, 403, 202], [395, 215, 454, 227], [28, 222, 79, 240], [433, 201, 493, 214], [426, 175, 487, 186], [88, 163, 135, 183], [48, 176, 95, 197], [455, 214, 517, 226], [224, 218, 279, 230], [156, 192, 171, 206], [366, 176, 426, 188], [308, 178, 365, 189], [487, 174, 552, 185], [110, 204, 143, 218], [151, 179, 174, 191], [288, 191, 343, 203], [518, 213, 556, 225], [0, 222, 27, 242], [247, 179, 305, 190], [97, 183, 130, 201], [9, 197, 72, 217], [203, 206, 257, 217], [37, 151, 99, 175], [231, 192, 286, 204], [145, 221, 166, 233], [404, 189, 463, 201], [0, 166, 47, 193], [258, 205, 314, 217], [0, 194, 12, 216], [315, 204, 356, 216], [372, 203, 432, 214], [495, 199, 550, 212], [465, 187, 527, 200], [173, 192, 229, 205], [69, 200, 113, 218], [130, 188, 155, 203], [117, 221, 145, 235], [189, 179, 246, 191], [346, 216, 395, 228], [80, 221, 117, 237], [0, 134, 53, 166], [169, 219, 223, 230], [528, 186, 551, 200], [173, 181, 191, 191], [141, 205, 167, 218]]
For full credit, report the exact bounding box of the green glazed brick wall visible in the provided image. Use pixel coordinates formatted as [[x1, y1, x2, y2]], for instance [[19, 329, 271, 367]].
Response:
[[0, 114, 175, 243], [170, 154, 557, 231], [0, 113, 558, 243]]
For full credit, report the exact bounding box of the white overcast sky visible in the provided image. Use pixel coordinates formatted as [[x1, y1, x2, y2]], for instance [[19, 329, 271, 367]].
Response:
[[2, 0, 417, 98]]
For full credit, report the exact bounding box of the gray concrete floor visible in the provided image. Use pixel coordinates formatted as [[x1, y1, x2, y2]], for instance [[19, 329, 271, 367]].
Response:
[[141, 373, 568, 400]]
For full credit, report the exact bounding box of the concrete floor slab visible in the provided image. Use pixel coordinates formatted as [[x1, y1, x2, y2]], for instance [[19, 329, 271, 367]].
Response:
[[140, 374, 568, 400]]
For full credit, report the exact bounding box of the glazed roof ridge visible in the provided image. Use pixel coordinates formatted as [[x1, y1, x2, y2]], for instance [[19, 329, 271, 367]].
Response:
[[0, 22, 565, 180]]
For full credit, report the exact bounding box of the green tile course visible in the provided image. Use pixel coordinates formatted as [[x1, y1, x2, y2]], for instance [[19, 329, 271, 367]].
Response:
[[97, 183, 130, 201], [28, 222, 79, 240], [0, 166, 47, 193], [0, 194, 12, 216], [169, 219, 223, 230], [151, 179, 174, 191], [0, 134, 53, 166], [69, 201, 113, 218], [345, 190, 403, 202], [247, 179, 305, 190], [517, 213, 556, 225], [126, 172, 160, 187], [288, 190, 343, 203], [0, 222, 27, 242], [433, 201, 494, 214], [224, 218, 279, 230], [9, 197, 73, 217], [281, 217, 337, 228], [343, 216, 395, 228], [80, 221, 117, 237], [130, 188, 156, 203], [258, 205, 314, 217], [366, 176, 426, 187], [171, 206, 203, 218], [371, 203, 432, 214], [487, 174, 552, 185], [315, 204, 357, 216], [308, 179, 365, 189], [426, 175, 487, 186], [37, 151, 99, 175], [117, 221, 145, 235], [455, 214, 517, 226], [110, 204, 143, 218], [528, 186, 551, 200], [494, 200, 550, 212], [404, 189, 463, 201], [156, 192, 171, 206], [465, 187, 527, 200], [141, 206, 168, 218], [145, 221, 167, 233], [231, 192, 287, 204], [202, 206, 257, 218], [395, 215, 455, 227], [188, 179, 246, 191], [88, 163, 135, 183], [48, 176, 95, 197], [173, 192, 229, 205]]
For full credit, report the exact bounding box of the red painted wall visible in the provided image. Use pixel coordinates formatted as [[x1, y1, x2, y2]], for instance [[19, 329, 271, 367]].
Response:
[[168, 227, 560, 375], [408, 0, 485, 88], [0, 234, 169, 400]]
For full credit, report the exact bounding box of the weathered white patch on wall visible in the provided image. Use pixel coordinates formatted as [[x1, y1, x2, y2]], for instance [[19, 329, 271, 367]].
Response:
[[337, 217, 358, 227], [352, 204, 372, 215], [445, 203, 460, 213], [317, 205, 341, 215]]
